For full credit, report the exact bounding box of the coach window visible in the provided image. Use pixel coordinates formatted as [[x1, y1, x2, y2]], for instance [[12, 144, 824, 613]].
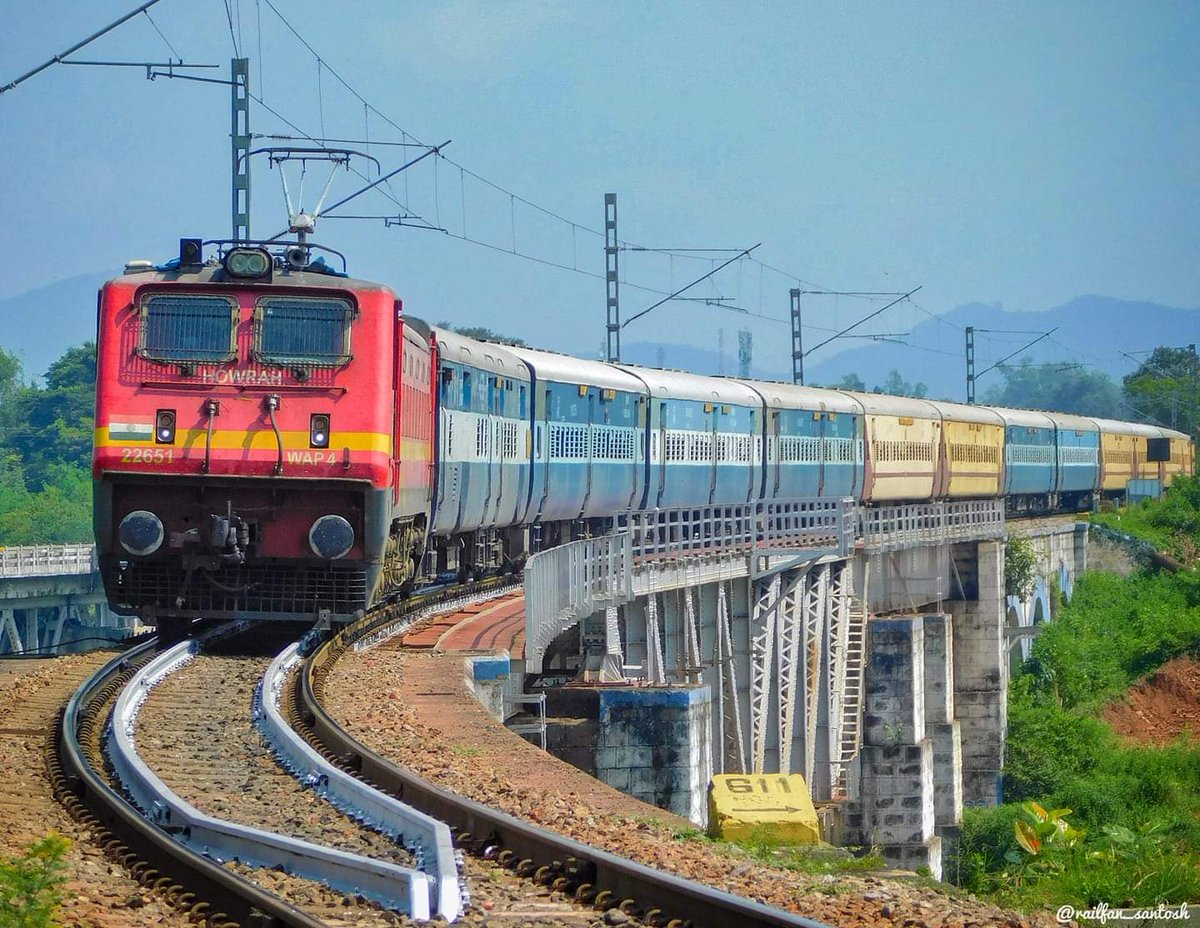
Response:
[[462, 371, 473, 409], [138, 295, 237, 363], [253, 297, 353, 368]]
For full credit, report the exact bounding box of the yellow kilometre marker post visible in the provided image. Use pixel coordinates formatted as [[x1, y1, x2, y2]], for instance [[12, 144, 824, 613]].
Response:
[[707, 774, 820, 844]]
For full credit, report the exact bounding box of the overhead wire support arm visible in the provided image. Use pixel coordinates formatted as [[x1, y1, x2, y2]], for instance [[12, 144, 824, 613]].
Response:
[[58, 60, 220, 81], [309, 141, 449, 217], [0, 0, 164, 94], [623, 244, 761, 329], [974, 326, 1060, 380], [801, 286, 923, 359]]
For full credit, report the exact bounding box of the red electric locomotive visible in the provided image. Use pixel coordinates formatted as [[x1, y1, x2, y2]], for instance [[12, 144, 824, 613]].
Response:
[[93, 240, 434, 630]]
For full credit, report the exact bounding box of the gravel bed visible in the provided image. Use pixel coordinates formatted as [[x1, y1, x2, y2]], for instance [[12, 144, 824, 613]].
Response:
[[326, 645, 1063, 928], [0, 653, 192, 928], [136, 651, 602, 927]]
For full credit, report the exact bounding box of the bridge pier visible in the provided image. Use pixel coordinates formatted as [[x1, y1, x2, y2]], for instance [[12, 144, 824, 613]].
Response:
[[947, 539, 1007, 806]]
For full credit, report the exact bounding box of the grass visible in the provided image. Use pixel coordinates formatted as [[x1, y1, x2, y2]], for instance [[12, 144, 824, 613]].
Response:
[[672, 824, 886, 876], [1092, 474, 1200, 564]]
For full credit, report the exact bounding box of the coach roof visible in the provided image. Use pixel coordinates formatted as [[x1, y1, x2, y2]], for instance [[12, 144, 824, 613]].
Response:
[[506, 345, 647, 394]]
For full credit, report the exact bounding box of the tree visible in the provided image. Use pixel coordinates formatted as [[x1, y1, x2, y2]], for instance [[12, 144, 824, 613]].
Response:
[[434, 322, 526, 347], [874, 369, 928, 398], [982, 360, 1124, 417], [0, 343, 95, 490], [830, 373, 866, 391], [0, 348, 23, 404], [1122, 346, 1199, 435]]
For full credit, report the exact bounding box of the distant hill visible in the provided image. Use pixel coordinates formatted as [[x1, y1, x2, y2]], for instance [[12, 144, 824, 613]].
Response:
[[805, 295, 1198, 400], [0, 274, 108, 383], [625, 296, 1197, 400]]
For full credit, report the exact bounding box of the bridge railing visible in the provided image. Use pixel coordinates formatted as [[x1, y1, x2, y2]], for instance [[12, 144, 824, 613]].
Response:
[[614, 497, 855, 561], [858, 498, 1005, 552], [525, 534, 633, 672], [0, 544, 97, 579]]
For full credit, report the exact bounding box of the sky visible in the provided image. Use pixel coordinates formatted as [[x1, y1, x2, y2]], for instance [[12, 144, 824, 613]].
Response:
[[0, 1, 1197, 375]]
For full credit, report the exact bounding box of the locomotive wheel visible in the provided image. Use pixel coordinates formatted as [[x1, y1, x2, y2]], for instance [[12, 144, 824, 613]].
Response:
[[380, 524, 421, 596]]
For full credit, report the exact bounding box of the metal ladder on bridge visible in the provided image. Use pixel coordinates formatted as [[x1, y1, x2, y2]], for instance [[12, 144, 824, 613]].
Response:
[[832, 597, 868, 798]]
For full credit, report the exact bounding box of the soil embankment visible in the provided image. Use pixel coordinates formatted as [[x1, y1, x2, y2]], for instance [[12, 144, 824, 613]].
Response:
[[1103, 655, 1200, 745]]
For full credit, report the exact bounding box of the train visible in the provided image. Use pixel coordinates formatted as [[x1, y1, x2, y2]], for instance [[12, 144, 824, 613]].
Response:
[[92, 240, 1195, 627]]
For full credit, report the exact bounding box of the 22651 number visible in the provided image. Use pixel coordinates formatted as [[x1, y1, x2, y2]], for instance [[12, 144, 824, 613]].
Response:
[[120, 447, 174, 464]]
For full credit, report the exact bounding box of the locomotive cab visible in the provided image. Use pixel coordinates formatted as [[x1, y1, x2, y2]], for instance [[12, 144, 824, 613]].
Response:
[[92, 243, 428, 625]]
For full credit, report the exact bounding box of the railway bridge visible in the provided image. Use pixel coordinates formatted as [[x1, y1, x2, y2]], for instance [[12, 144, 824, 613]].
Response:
[[522, 498, 1086, 879], [0, 544, 133, 655], [5, 507, 1085, 877]]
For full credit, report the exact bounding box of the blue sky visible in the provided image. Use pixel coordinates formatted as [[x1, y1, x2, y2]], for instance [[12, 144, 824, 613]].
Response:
[[1, 1, 1196, 372]]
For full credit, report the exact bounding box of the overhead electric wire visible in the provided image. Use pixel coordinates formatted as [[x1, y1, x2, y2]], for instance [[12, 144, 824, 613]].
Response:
[[803, 287, 922, 358], [253, 133, 425, 148], [222, 0, 240, 56], [143, 8, 180, 59], [0, 0, 163, 94]]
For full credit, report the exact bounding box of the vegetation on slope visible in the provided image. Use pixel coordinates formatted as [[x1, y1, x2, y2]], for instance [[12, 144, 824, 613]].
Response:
[[956, 479, 1200, 908]]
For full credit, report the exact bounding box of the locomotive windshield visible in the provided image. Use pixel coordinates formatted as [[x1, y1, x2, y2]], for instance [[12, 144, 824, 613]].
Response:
[[138, 295, 237, 363], [253, 297, 353, 367]]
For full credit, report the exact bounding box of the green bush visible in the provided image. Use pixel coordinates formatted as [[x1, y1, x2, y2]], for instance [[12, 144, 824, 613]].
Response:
[[0, 833, 71, 928]]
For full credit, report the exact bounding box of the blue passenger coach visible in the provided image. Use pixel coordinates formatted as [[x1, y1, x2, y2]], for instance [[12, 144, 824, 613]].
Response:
[[1047, 412, 1100, 509], [508, 347, 648, 523], [740, 382, 864, 501], [430, 330, 531, 535], [618, 367, 764, 509], [995, 407, 1056, 506]]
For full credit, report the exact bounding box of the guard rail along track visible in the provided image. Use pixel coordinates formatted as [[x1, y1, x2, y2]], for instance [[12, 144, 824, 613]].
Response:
[[55, 633, 328, 928], [109, 624, 433, 918], [298, 578, 835, 928]]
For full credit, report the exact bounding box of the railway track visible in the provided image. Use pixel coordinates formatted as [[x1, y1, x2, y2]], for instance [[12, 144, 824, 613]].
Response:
[[127, 624, 426, 925], [54, 597, 624, 926], [56, 634, 327, 927], [296, 582, 834, 928]]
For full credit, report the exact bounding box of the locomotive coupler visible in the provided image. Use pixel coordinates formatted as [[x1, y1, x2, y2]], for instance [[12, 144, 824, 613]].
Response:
[[208, 503, 249, 566]]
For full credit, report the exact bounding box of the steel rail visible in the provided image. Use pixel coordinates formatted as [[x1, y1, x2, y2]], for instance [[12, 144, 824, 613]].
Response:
[[299, 588, 835, 928], [58, 638, 327, 928]]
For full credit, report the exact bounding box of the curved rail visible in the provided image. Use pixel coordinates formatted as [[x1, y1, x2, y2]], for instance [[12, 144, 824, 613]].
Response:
[[58, 639, 326, 928], [300, 590, 836, 928], [257, 641, 462, 920], [107, 634, 432, 918]]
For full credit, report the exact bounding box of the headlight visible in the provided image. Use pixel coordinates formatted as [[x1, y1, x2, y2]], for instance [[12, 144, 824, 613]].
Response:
[[223, 247, 272, 279], [119, 510, 164, 557], [309, 515, 354, 560]]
